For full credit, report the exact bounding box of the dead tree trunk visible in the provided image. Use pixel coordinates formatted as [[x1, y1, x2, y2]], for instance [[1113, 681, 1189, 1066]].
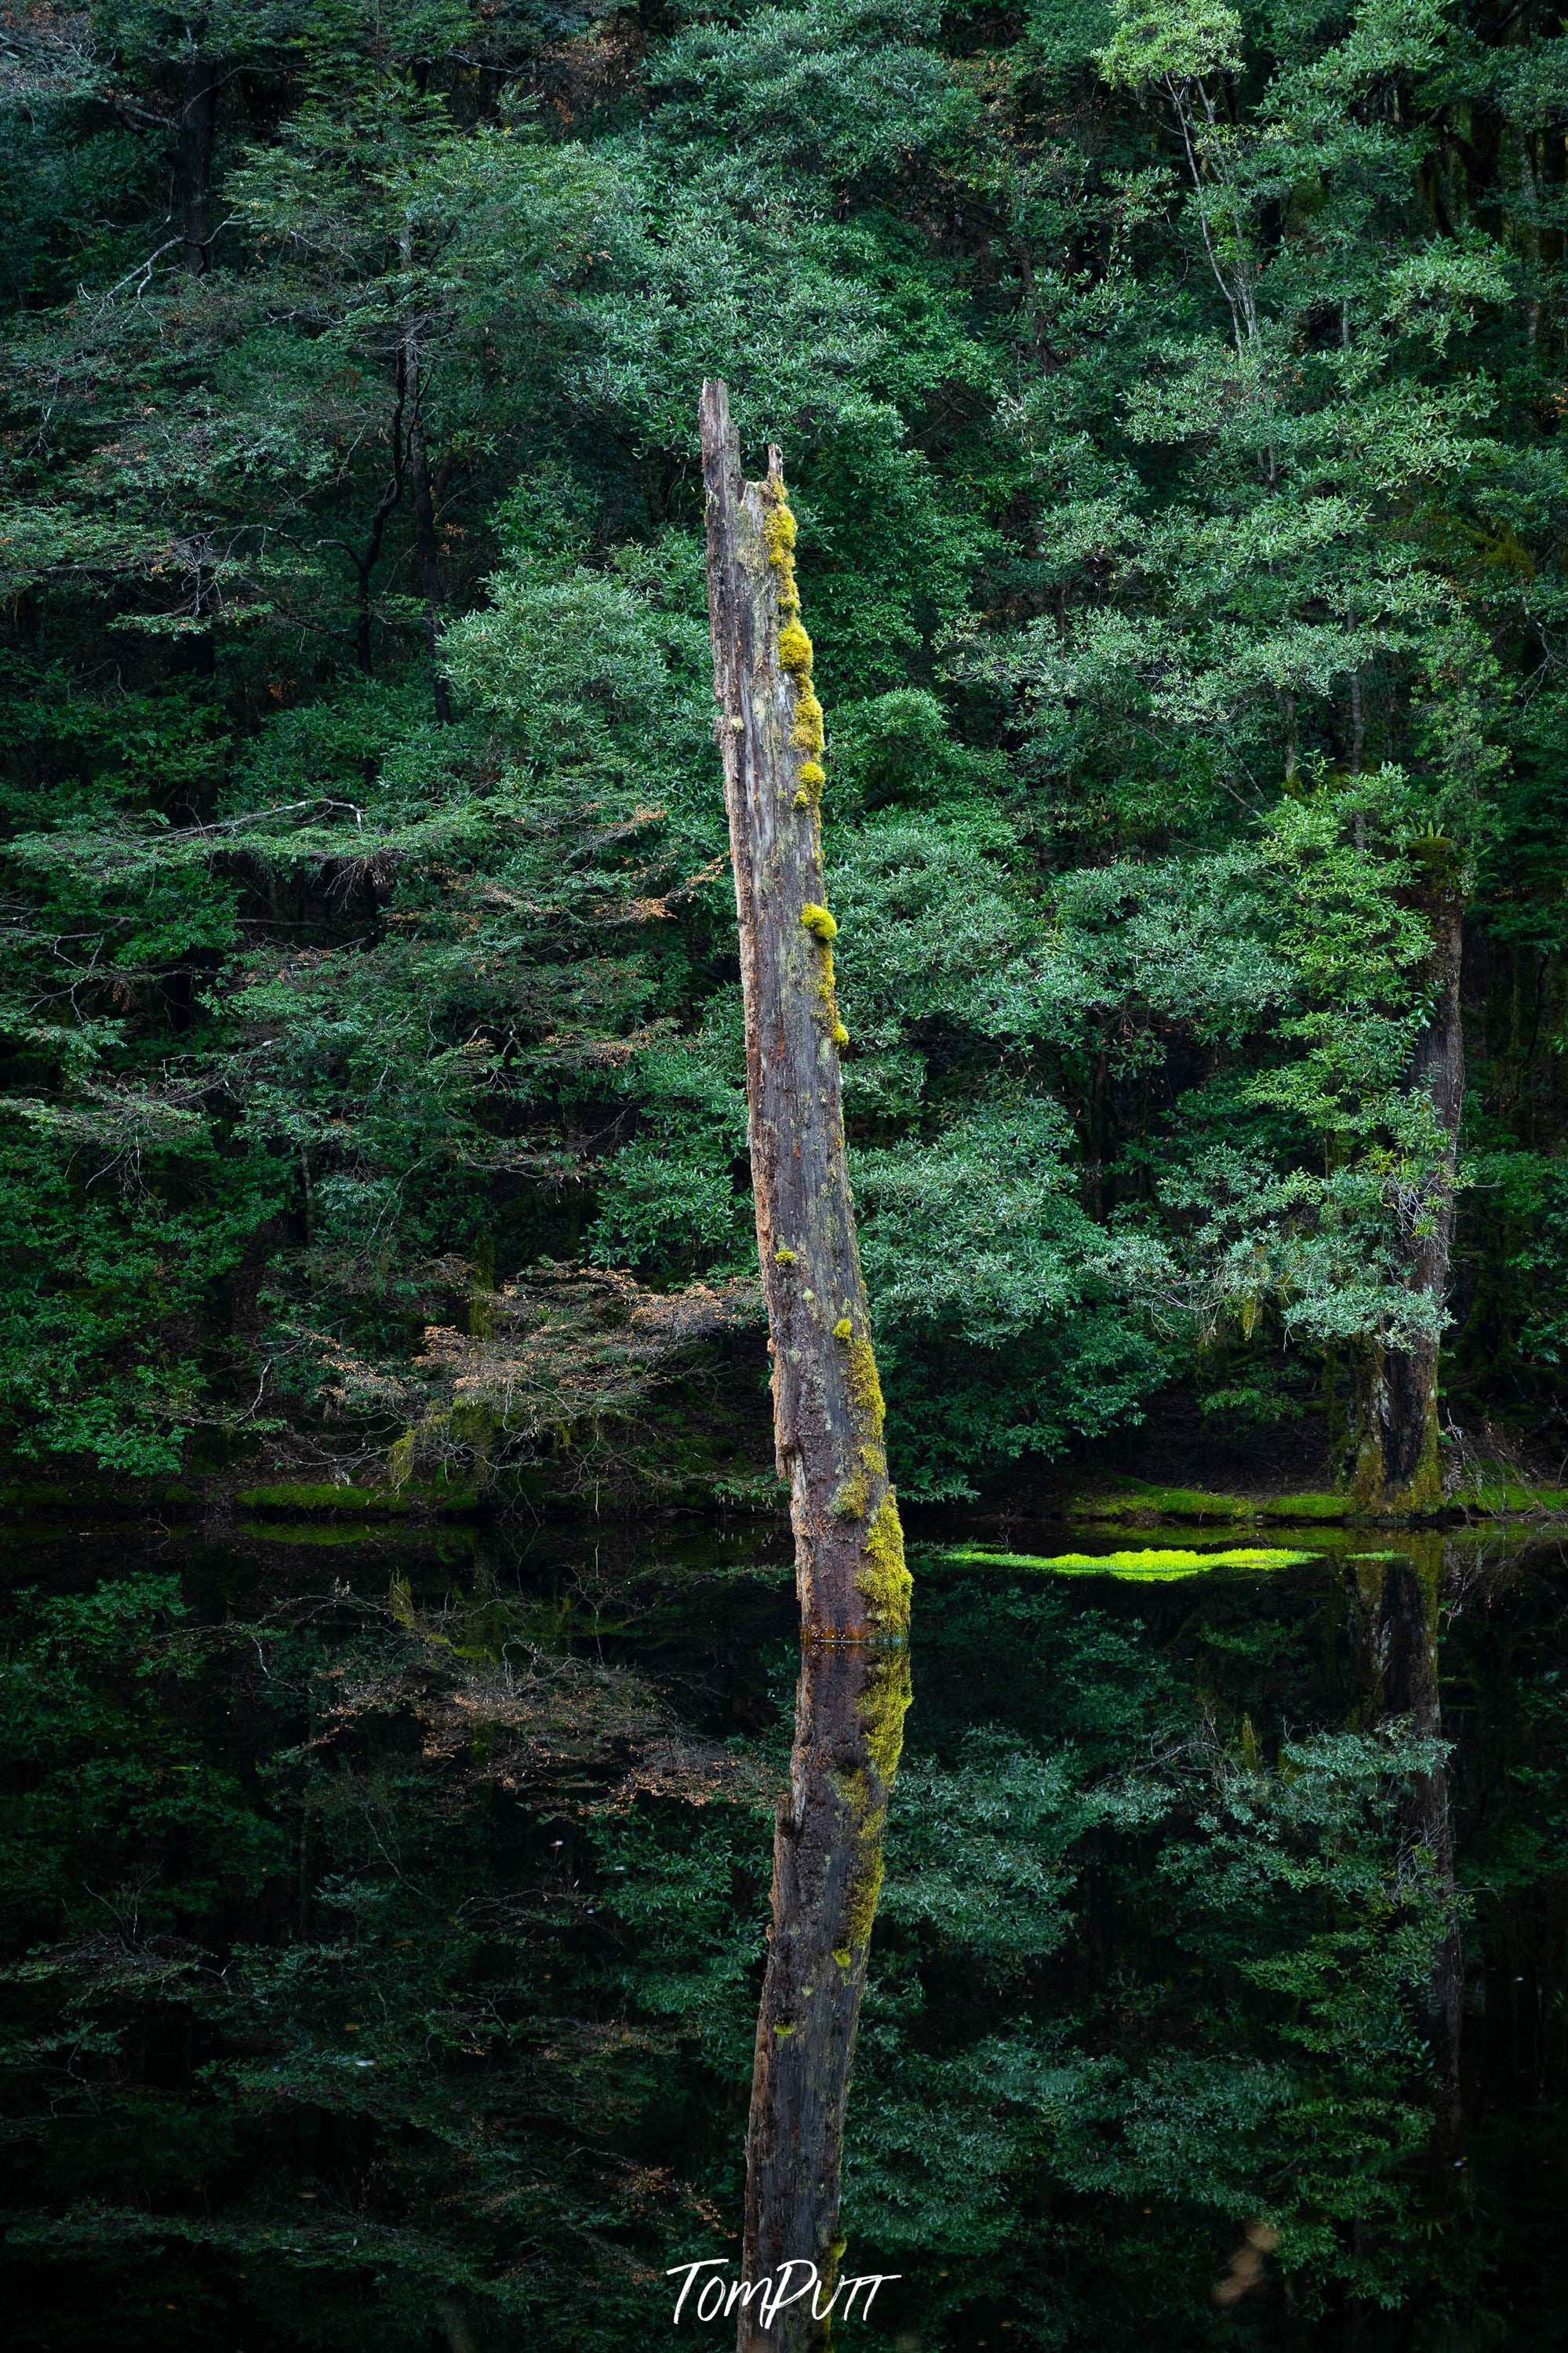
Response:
[[701, 381, 912, 2351], [1352, 896, 1464, 1513], [738, 1645, 909, 2353], [699, 378, 908, 1642]]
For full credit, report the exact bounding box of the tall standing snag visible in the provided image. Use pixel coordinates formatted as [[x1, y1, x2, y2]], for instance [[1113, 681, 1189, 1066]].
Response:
[[699, 379, 909, 1645], [701, 383, 912, 2351]]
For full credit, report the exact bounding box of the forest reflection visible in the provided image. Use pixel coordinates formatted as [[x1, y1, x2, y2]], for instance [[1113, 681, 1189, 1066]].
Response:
[[2, 1514, 1564, 2352], [739, 1535, 1482, 2348], [822, 1530, 1533, 2349]]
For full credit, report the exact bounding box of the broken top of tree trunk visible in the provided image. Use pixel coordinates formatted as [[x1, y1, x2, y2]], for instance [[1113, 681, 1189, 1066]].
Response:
[[700, 379, 909, 1644]]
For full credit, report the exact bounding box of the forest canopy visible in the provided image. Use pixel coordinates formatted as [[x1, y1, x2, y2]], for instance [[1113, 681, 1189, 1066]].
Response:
[[3, 0, 1566, 1502]]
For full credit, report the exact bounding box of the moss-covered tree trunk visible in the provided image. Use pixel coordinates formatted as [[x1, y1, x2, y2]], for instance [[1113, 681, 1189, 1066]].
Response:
[[699, 378, 909, 1643], [701, 381, 911, 2350], [737, 1644, 910, 2353], [1352, 897, 1464, 1514]]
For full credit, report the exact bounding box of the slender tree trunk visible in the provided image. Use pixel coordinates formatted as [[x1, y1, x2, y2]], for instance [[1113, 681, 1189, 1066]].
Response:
[[1355, 1547, 1464, 2160], [1384, 1553, 1464, 2162], [174, 53, 218, 277], [350, 369, 410, 678], [739, 1645, 909, 2353], [701, 380, 911, 2352], [408, 404, 452, 723], [700, 378, 908, 1641], [1352, 897, 1464, 1512], [1086, 1039, 1110, 1222], [400, 276, 452, 723]]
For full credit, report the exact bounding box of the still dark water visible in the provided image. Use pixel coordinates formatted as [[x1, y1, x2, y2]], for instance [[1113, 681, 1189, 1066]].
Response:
[[1, 1496, 1563, 2351]]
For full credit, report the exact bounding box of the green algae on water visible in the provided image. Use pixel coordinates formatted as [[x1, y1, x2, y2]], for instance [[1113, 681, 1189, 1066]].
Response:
[[940, 1545, 1319, 1582]]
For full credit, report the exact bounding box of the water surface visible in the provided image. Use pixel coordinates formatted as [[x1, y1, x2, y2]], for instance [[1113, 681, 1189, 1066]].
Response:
[[1, 1499, 1562, 2349]]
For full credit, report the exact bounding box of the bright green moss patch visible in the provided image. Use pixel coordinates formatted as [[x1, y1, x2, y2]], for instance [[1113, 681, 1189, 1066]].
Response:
[[238, 1521, 478, 1556], [238, 1483, 409, 1516], [777, 620, 813, 676], [942, 1545, 1318, 1582], [1070, 1482, 1252, 1522], [1258, 1492, 1353, 1521], [238, 1479, 478, 1518], [1452, 1473, 1568, 1515], [858, 1492, 912, 1630]]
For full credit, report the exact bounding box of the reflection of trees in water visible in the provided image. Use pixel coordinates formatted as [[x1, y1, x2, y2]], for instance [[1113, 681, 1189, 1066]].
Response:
[[1350, 1545, 1463, 2162], [5, 1526, 1565, 2350], [740, 1642, 910, 2353], [822, 1560, 1485, 2343]]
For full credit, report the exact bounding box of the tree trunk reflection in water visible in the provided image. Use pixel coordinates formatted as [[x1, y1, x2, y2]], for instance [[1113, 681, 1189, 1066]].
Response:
[[739, 1642, 911, 2353], [1354, 1544, 1463, 2158], [700, 381, 914, 2346]]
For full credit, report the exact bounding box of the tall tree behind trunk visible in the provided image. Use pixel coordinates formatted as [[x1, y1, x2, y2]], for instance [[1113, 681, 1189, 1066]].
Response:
[[1353, 895, 1464, 1513], [173, 49, 218, 277], [407, 399, 452, 723], [399, 254, 453, 723], [699, 379, 908, 1641]]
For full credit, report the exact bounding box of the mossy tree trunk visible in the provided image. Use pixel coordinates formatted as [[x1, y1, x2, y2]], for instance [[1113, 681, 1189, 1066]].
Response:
[[699, 378, 909, 1643], [1352, 895, 1465, 1515], [737, 1645, 910, 2353], [700, 381, 912, 2349]]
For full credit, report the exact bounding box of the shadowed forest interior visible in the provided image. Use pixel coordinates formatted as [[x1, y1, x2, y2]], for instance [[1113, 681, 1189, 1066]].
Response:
[[4, 0, 1568, 2345]]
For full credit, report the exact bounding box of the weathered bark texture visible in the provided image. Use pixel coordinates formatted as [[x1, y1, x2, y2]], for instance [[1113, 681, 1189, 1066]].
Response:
[[1354, 1545, 1464, 2159], [738, 1643, 910, 2353], [1352, 897, 1465, 1513], [700, 378, 909, 1641], [702, 381, 912, 2351]]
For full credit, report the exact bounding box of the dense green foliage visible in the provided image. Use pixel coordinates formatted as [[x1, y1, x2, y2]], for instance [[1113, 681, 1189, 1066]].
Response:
[[1, 1523, 1561, 2347], [6, 0, 1568, 1493]]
